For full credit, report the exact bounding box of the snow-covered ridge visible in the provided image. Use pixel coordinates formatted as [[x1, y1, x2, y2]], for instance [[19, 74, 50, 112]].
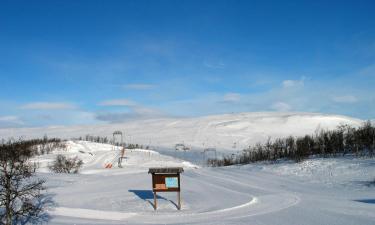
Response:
[[0, 112, 363, 151]]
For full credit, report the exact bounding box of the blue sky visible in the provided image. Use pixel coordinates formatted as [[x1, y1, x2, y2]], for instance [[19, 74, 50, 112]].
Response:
[[0, 0, 375, 127]]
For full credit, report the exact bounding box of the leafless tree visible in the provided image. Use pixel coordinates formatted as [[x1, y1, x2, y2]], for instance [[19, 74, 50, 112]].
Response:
[[0, 140, 46, 225]]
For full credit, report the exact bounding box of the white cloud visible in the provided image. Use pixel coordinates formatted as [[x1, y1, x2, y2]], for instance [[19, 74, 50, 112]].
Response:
[[203, 61, 225, 69], [0, 115, 24, 128], [332, 95, 358, 103], [359, 64, 375, 77], [132, 105, 162, 115], [0, 116, 23, 124], [96, 105, 164, 122], [282, 78, 305, 88], [271, 102, 292, 112], [97, 98, 164, 122], [222, 93, 241, 103], [99, 99, 136, 106], [123, 84, 155, 90], [29, 110, 98, 127], [20, 102, 76, 110]]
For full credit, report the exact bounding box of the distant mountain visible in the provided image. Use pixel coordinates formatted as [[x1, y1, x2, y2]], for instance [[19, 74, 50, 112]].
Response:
[[0, 112, 363, 151]]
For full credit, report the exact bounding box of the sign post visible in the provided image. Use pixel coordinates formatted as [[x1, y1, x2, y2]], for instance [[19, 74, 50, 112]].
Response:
[[148, 167, 184, 210]]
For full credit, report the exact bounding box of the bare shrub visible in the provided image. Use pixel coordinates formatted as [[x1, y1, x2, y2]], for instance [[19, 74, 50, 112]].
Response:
[[49, 155, 83, 174], [0, 140, 47, 225]]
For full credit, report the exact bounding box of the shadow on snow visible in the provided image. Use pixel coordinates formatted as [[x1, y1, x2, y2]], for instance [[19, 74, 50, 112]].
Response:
[[128, 190, 179, 210], [354, 199, 375, 204]]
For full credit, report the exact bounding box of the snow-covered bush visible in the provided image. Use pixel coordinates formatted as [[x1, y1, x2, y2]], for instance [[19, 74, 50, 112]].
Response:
[[49, 155, 83, 174]]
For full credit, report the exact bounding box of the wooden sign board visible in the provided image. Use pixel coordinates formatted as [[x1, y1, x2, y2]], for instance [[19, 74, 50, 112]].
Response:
[[152, 174, 180, 191], [148, 167, 183, 210]]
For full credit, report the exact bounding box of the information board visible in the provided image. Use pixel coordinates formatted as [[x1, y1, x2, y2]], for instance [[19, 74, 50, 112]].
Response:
[[149, 167, 183, 210], [165, 177, 179, 188]]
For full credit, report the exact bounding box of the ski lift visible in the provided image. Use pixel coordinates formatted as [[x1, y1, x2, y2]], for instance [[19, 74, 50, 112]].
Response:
[[105, 131, 126, 168], [113, 131, 123, 146], [175, 143, 185, 151], [117, 146, 127, 168]]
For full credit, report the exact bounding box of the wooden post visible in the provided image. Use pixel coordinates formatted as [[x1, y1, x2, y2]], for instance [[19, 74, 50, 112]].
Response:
[[177, 191, 181, 210], [178, 173, 181, 210], [152, 174, 156, 210], [154, 191, 157, 210]]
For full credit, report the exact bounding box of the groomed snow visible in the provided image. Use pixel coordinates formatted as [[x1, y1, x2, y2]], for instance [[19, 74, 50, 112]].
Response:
[[31, 141, 375, 225]]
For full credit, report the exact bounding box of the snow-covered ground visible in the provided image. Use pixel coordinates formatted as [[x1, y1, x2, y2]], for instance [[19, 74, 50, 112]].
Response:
[[0, 112, 363, 151], [32, 141, 197, 175], [32, 141, 374, 225]]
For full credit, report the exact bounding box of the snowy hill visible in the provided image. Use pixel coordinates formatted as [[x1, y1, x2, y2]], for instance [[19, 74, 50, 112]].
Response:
[[0, 112, 363, 151], [32, 141, 197, 175]]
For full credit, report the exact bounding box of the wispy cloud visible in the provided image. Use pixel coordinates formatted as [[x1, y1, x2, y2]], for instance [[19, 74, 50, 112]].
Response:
[[29, 110, 98, 126], [99, 99, 136, 106], [97, 98, 165, 122], [221, 93, 241, 103], [0, 115, 24, 128], [203, 61, 225, 69], [282, 78, 305, 88], [0, 116, 23, 124], [20, 102, 76, 110], [332, 95, 358, 103], [359, 64, 375, 77], [96, 105, 165, 123], [270, 102, 292, 112], [122, 84, 156, 90]]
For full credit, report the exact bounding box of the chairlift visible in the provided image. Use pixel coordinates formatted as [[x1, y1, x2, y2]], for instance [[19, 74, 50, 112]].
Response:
[[175, 143, 185, 151], [105, 131, 127, 168], [113, 131, 123, 147]]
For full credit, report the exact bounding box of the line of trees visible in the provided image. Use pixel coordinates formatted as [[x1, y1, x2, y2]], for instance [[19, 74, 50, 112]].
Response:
[[208, 121, 375, 167], [77, 135, 110, 144], [76, 135, 146, 149], [1, 136, 65, 156]]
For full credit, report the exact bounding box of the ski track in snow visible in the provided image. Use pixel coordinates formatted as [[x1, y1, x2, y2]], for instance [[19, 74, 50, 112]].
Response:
[[47, 174, 300, 223], [49, 207, 137, 221]]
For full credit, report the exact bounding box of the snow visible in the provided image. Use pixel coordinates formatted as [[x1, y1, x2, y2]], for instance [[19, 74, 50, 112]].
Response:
[[50, 207, 136, 221], [28, 141, 375, 225], [251, 157, 375, 187], [31, 141, 197, 174], [0, 112, 363, 151]]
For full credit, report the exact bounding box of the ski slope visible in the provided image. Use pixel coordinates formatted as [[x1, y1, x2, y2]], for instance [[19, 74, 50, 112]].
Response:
[[32, 141, 197, 175], [0, 112, 363, 151], [32, 141, 375, 225]]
